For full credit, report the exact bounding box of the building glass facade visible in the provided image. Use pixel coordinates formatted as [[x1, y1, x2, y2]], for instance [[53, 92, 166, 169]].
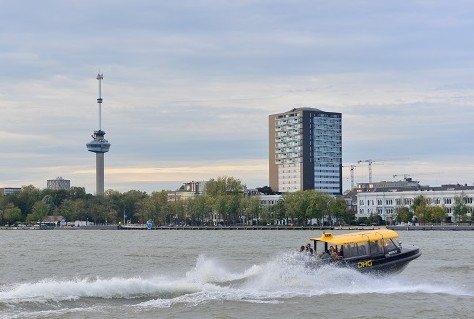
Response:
[[269, 108, 342, 195]]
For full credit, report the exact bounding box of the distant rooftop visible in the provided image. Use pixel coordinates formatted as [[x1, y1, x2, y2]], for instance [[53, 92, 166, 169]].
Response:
[[289, 107, 323, 112], [355, 179, 474, 193]]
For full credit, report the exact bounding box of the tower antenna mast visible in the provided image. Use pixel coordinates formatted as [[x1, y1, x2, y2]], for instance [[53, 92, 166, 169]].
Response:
[[97, 73, 103, 130]]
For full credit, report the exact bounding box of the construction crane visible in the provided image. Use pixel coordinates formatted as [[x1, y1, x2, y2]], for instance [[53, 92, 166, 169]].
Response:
[[343, 164, 358, 189], [358, 159, 375, 183], [350, 164, 357, 189]]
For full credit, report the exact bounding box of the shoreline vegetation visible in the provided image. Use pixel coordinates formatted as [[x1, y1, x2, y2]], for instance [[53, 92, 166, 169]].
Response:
[[1, 224, 473, 231]]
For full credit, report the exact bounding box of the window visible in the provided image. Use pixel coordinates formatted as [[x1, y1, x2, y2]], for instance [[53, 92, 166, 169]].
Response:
[[369, 241, 384, 257], [443, 198, 452, 204], [383, 239, 399, 254], [341, 243, 370, 259]]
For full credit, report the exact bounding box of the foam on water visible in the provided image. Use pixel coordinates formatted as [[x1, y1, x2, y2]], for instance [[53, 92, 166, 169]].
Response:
[[0, 252, 471, 311]]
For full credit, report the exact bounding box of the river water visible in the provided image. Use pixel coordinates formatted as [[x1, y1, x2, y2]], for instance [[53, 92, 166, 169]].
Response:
[[0, 229, 472, 319]]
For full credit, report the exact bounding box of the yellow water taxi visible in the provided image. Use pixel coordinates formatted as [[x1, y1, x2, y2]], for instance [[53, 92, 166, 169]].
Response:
[[308, 229, 421, 274]]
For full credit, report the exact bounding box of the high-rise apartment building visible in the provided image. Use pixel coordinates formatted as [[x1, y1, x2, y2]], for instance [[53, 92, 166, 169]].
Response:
[[47, 177, 71, 190], [269, 108, 342, 195]]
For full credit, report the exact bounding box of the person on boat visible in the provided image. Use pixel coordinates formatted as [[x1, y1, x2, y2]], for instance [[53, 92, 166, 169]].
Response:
[[329, 246, 338, 259], [337, 246, 343, 257], [370, 240, 382, 255], [305, 243, 314, 255], [318, 250, 330, 259], [299, 245, 305, 252]]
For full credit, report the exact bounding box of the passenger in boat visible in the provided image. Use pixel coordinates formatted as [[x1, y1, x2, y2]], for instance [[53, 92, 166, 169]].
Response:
[[299, 245, 305, 252], [305, 243, 314, 255], [370, 241, 382, 255], [329, 246, 338, 259], [337, 247, 343, 257], [318, 251, 330, 259]]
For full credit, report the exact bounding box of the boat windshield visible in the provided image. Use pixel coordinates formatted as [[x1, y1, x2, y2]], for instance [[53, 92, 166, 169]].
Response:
[[382, 238, 400, 252]]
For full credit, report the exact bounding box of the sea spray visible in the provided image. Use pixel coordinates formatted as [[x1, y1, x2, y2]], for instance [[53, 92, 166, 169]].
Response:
[[0, 252, 469, 312]]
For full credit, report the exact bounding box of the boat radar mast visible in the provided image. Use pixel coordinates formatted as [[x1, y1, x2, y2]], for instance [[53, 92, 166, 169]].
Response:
[[86, 73, 111, 195]]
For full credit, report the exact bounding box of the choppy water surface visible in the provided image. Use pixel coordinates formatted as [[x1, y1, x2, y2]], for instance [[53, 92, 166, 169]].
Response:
[[0, 229, 473, 319]]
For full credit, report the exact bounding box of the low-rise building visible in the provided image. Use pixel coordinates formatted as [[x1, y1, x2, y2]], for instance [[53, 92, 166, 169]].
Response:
[[356, 179, 474, 223], [0, 187, 21, 195]]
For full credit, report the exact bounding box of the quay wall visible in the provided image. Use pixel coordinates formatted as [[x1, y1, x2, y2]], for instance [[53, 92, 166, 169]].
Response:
[[387, 225, 474, 231], [2, 225, 473, 231]]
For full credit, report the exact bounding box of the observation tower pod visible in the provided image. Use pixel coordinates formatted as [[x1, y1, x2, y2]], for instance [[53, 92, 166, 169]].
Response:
[[86, 73, 111, 195]]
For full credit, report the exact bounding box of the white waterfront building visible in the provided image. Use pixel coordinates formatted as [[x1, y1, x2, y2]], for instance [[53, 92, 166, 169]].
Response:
[[356, 181, 474, 223]]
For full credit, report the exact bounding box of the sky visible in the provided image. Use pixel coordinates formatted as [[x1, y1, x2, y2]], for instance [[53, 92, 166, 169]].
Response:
[[1, 0, 474, 194]]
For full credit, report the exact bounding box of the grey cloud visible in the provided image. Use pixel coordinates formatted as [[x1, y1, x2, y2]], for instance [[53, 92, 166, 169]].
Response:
[[2, 0, 474, 192]]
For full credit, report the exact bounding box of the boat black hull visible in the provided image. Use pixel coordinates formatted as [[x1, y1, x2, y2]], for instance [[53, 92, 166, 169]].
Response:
[[346, 246, 421, 274], [305, 246, 421, 275]]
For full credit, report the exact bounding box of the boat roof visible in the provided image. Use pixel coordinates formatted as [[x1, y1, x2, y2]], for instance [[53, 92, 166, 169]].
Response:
[[310, 229, 399, 246]]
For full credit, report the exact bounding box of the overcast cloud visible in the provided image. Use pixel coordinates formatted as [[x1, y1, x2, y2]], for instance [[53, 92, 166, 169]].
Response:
[[1, 0, 474, 193]]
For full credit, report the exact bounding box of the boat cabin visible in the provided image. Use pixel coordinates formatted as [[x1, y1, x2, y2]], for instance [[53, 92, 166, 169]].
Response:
[[310, 229, 402, 261]]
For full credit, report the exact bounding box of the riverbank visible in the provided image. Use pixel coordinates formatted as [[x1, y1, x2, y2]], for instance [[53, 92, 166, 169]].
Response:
[[119, 225, 385, 231], [0, 225, 361, 231], [119, 225, 340, 231], [387, 224, 474, 231], [2, 224, 473, 231]]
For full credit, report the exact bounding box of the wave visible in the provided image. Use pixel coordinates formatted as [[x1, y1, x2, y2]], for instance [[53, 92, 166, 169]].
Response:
[[0, 252, 471, 309]]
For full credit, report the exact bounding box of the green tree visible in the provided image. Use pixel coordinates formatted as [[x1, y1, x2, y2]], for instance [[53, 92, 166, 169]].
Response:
[[10, 185, 41, 219], [26, 201, 49, 224], [138, 191, 168, 225], [0, 195, 9, 224], [42, 195, 56, 215], [226, 194, 242, 225], [122, 190, 147, 223], [415, 205, 431, 224], [412, 195, 427, 211], [41, 189, 68, 208], [59, 199, 85, 222], [3, 205, 22, 225], [166, 199, 186, 225], [272, 199, 286, 224], [186, 195, 212, 225], [396, 206, 412, 223], [205, 176, 244, 197], [87, 195, 112, 224], [412, 195, 428, 224], [453, 195, 469, 222], [283, 191, 308, 225], [211, 195, 227, 225], [328, 196, 349, 225], [306, 191, 331, 225], [430, 206, 447, 223], [241, 196, 262, 225], [105, 190, 147, 224], [68, 187, 87, 200]]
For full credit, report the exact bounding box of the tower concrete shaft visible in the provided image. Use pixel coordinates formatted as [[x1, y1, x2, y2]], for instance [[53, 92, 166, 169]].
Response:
[[96, 153, 105, 195]]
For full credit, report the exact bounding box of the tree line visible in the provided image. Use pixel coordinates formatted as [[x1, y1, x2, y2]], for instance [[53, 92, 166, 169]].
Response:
[[0, 176, 354, 227], [395, 194, 473, 224]]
